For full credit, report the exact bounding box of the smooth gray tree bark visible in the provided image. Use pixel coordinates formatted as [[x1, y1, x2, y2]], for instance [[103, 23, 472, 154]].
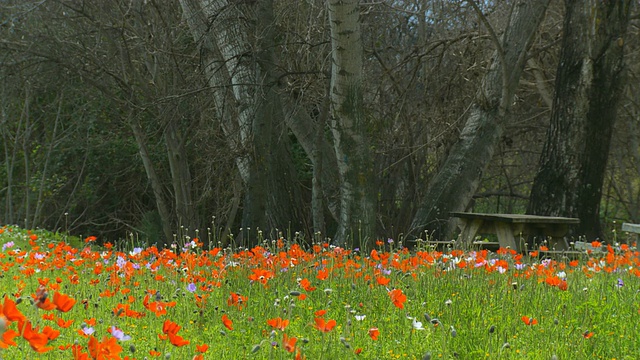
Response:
[[327, 0, 375, 248]]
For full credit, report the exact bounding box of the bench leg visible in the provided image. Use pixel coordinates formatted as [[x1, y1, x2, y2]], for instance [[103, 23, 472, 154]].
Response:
[[459, 219, 483, 245], [495, 223, 518, 251], [548, 237, 569, 251]]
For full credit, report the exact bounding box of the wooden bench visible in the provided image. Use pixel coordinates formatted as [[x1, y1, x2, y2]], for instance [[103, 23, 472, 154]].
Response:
[[622, 223, 640, 242], [450, 212, 580, 252]]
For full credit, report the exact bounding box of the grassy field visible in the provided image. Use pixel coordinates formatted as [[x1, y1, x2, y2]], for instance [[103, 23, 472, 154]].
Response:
[[0, 225, 639, 359]]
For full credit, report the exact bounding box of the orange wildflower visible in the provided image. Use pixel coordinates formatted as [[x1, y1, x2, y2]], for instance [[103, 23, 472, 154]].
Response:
[[376, 276, 390, 286], [388, 288, 407, 309], [42, 326, 60, 340], [368, 327, 380, 340], [558, 280, 568, 291], [21, 321, 54, 353], [227, 292, 248, 309], [298, 278, 316, 292], [195, 344, 209, 353], [248, 268, 274, 285], [569, 260, 579, 267], [222, 314, 233, 331], [88, 335, 122, 359], [53, 291, 76, 312], [162, 319, 181, 335], [168, 331, 190, 347], [316, 268, 329, 280], [313, 317, 337, 333], [521, 316, 538, 326], [267, 317, 289, 331], [2, 296, 26, 323], [0, 328, 19, 348], [34, 285, 56, 311], [283, 333, 297, 353], [71, 344, 89, 360], [149, 349, 162, 357]]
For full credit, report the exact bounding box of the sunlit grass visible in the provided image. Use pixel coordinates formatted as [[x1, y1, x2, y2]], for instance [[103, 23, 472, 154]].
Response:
[[0, 225, 639, 359]]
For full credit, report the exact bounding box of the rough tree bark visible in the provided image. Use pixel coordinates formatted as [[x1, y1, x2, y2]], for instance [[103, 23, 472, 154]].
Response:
[[410, 0, 551, 241], [180, 0, 308, 243], [527, 0, 632, 241], [327, 0, 375, 248]]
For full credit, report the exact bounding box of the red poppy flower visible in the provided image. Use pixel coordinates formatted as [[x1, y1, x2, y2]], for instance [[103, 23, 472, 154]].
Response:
[[267, 317, 289, 331], [283, 333, 297, 353], [33, 286, 56, 311], [88, 335, 123, 359], [71, 344, 89, 360], [53, 291, 76, 312], [521, 316, 538, 326], [42, 326, 60, 340], [21, 321, 54, 353], [316, 268, 329, 280], [222, 314, 233, 331], [388, 288, 407, 309], [2, 296, 26, 323], [168, 332, 190, 347], [299, 278, 316, 292], [162, 320, 181, 335], [248, 268, 274, 285], [368, 327, 380, 340], [227, 292, 248, 310], [0, 328, 19, 348], [313, 317, 337, 333], [196, 344, 209, 353], [558, 280, 568, 291]]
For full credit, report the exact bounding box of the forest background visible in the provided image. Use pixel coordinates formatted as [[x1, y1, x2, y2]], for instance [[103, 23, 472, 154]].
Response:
[[0, 0, 638, 249]]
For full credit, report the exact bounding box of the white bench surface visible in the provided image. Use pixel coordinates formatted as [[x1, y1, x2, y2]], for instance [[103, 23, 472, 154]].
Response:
[[622, 223, 640, 234]]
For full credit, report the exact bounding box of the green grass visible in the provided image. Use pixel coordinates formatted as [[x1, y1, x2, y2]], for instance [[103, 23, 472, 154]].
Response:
[[0, 225, 639, 359]]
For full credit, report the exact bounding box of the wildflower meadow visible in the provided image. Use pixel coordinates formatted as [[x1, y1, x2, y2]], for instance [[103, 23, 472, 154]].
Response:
[[0, 225, 639, 359]]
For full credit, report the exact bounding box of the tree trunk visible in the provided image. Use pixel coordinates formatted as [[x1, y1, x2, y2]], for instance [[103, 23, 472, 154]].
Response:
[[33, 93, 62, 227], [410, 0, 551, 241], [130, 120, 173, 246], [164, 119, 197, 237], [22, 88, 31, 228], [527, 0, 631, 241], [327, 0, 374, 248], [282, 97, 340, 225], [253, 0, 308, 237], [180, 0, 308, 243], [311, 96, 330, 236]]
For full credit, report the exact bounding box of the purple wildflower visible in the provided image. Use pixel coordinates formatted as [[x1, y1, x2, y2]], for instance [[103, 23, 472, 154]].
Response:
[[110, 326, 132, 341]]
